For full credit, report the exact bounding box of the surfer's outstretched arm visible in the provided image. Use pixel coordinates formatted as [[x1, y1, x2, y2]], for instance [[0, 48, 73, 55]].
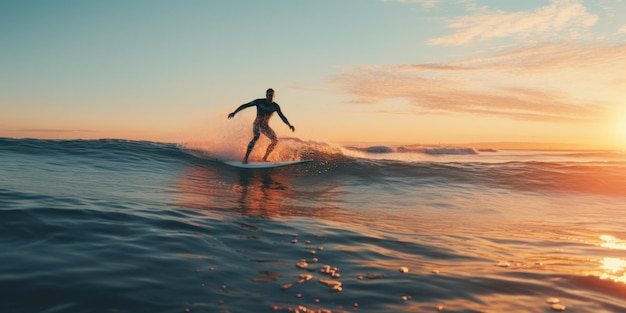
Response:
[[228, 101, 256, 119], [275, 105, 295, 132]]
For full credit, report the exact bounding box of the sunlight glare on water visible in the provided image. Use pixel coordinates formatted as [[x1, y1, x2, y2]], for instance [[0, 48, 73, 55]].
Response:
[[600, 258, 626, 283], [598, 235, 626, 284], [600, 235, 626, 250]]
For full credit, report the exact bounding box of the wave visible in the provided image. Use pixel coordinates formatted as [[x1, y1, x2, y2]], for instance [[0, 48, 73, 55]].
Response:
[[345, 145, 482, 155], [178, 137, 349, 164], [2, 137, 626, 198], [0, 137, 192, 168], [4, 137, 626, 169], [4, 137, 625, 165]]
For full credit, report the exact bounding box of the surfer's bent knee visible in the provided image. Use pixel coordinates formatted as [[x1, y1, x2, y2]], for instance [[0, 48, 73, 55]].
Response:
[[262, 127, 277, 143]]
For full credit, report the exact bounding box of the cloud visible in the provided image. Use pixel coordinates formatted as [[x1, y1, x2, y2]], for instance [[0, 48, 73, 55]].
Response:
[[620, 24, 626, 33], [381, 0, 438, 8], [428, 0, 598, 46], [331, 43, 626, 123]]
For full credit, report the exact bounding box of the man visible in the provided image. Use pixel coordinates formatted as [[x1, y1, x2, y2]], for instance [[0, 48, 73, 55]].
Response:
[[227, 88, 295, 164]]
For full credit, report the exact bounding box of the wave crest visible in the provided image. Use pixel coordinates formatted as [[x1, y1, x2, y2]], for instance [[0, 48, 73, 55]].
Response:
[[346, 145, 481, 155]]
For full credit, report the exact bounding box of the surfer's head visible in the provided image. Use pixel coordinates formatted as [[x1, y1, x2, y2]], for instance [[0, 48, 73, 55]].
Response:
[[266, 88, 275, 101]]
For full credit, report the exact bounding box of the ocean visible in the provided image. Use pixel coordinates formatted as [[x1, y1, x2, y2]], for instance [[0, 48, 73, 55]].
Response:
[[1, 137, 625, 313]]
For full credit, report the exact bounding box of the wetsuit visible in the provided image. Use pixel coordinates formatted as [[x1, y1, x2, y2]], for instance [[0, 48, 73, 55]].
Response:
[[230, 98, 292, 162]]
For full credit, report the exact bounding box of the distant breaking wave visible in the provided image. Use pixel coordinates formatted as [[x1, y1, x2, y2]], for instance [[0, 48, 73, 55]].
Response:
[[345, 145, 484, 155]]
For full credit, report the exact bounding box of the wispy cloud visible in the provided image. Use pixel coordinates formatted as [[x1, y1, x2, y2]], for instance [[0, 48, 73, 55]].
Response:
[[332, 43, 626, 123], [381, 0, 438, 8], [429, 0, 598, 46]]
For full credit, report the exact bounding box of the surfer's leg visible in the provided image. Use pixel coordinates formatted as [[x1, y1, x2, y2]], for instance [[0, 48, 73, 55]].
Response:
[[243, 125, 261, 163], [262, 127, 278, 161]]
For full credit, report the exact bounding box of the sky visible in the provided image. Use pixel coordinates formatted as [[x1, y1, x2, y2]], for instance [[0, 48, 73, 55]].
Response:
[[2, 0, 626, 149]]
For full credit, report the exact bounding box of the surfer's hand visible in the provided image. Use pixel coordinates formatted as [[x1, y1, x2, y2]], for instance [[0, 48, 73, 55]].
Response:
[[227, 112, 235, 119], [289, 125, 295, 132]]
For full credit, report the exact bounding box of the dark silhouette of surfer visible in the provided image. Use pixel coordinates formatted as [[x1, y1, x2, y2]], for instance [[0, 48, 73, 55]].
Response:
[[227, 88, 295, 164]]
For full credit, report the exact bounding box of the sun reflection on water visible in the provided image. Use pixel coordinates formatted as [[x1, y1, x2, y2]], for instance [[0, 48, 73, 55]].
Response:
[[600, 258, 626, 283], [600, 235, 626, 250], [598, 235, 626, 284]]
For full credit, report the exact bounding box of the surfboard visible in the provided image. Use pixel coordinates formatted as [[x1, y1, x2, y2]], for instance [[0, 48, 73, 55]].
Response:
[[223, 159, 313, 169]]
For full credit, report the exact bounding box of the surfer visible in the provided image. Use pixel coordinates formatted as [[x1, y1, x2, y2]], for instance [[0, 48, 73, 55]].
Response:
[[227, 88, 295, 164]]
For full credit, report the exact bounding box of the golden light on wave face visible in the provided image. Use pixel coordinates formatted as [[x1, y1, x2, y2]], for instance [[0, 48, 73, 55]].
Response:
[[598, 235, 626, 284]]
